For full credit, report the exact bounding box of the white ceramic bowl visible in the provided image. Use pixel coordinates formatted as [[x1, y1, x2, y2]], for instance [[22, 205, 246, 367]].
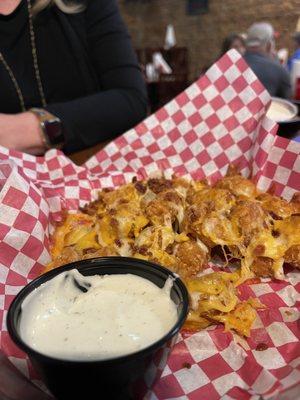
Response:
[[267, 97, 298, 123]]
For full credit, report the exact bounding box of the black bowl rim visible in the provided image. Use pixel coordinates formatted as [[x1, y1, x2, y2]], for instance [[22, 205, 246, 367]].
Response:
[[7, 256, 189, 365]]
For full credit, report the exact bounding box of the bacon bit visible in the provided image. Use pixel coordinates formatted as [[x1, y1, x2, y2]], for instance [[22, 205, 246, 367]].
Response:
[[110, 218, 119, 227], [253, 244, 265, 256], [132, 176, 137, 183], [102, 188, 113, 193], [226, 163, 240, 176], [263, 221, 268, 229], [243, 277, 261, 285], [148, 178, 172, 194], [131, 244, 137, 253], [285, 310, 292, 316], [256, 343, 268, 351], [82, 248, 97, 255], [166, 244, 173, 254], [200, 178, 209, 186], [127, 227, 134, 239], [189, 208, 198, 222], [164, 191, 180, 202], [182, 362, 191, 369], [272, 230, 280, 238], [134, 182, 146, 194], [119, 198, 129, 204], [137, 245, 148, 255], [78, 219, 90, 225], [157, 230, 163, 248], [115, 239, 122, 247], [291, 192, 300, 203], [80, 200, 100, 215], [268, 183, 277, 195], [269, 211, 282, 221]]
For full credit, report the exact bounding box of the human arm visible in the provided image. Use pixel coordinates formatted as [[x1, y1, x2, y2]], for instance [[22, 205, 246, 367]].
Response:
[[277, 67, 292, 99], [46, 0, 147, 154], [0, 112, 46, 155]]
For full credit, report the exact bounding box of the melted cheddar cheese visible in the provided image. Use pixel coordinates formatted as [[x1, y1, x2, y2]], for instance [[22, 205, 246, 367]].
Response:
[[48, 168, 300, 337]]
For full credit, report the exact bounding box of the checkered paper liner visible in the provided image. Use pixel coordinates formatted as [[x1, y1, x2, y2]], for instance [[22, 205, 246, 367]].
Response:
[[0, 49, 299, 399]]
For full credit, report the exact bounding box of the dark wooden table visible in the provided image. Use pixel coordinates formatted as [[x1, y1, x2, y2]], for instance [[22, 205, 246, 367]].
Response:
[[68, 141, 109, 165]]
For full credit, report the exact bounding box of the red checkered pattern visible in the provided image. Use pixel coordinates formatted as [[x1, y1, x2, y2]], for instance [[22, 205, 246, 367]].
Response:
[[0, 49, 299, 399], [151, 272, 300, 400]]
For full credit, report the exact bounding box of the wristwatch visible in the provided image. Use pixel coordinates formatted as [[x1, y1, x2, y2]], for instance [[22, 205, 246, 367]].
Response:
[[29, 108, 64, 149]]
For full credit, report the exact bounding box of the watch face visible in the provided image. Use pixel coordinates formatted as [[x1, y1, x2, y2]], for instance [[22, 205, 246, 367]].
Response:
[[44, 120, 63, 145]]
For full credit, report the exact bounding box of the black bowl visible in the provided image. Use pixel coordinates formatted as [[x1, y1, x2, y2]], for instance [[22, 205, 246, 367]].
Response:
[[7, 257, 189, 400]]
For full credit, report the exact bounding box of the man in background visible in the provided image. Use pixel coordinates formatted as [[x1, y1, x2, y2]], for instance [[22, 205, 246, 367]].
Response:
[[288, 32, 300, 71], [244, 22, 291, 99]]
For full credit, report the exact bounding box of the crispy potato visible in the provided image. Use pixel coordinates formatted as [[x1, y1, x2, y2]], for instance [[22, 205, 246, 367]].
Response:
[[250, 256, 274, 277], [48, 172, 299, 337], [284, 245, 300, 269], [174, 240, 209, 277], [215, 174, 258, 199], [230, 200, 268, 245]]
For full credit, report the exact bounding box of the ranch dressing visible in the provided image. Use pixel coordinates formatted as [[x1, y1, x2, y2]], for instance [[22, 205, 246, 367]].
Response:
[[267, 100, 295, 122], [20, 270, 178, 360]]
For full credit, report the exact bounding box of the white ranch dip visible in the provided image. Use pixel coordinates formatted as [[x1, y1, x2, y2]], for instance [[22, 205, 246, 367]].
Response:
[[20, 270, 177, 360], [267, 100, 296, 122]]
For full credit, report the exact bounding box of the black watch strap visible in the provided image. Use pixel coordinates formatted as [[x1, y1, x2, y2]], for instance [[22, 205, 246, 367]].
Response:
[[29, 108, 64, 149]]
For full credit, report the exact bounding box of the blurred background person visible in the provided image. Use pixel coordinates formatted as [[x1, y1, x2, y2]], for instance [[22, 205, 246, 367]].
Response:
[[244, 22, 291, 98], [221, 33, 246, 56], [288, 32, 300, 71], [199, 32, 246, 75], [0, 0, 147, 156]]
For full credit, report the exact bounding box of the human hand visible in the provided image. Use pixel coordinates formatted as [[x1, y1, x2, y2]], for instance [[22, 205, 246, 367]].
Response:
[[0, 112, 46, 155]]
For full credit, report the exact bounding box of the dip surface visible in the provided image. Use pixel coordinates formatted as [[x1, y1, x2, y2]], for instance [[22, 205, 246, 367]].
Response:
[[267, 100, 296, 122], [20, 270, 178, 360]]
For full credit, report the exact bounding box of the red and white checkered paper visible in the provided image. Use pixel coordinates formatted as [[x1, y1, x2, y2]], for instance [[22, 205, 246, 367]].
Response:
[[0, 50, 299, 399]]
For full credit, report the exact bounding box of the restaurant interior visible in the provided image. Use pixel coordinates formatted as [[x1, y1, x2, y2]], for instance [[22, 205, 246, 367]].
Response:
[[1, 1, 300, 399], [69, 0, 300, 164]]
